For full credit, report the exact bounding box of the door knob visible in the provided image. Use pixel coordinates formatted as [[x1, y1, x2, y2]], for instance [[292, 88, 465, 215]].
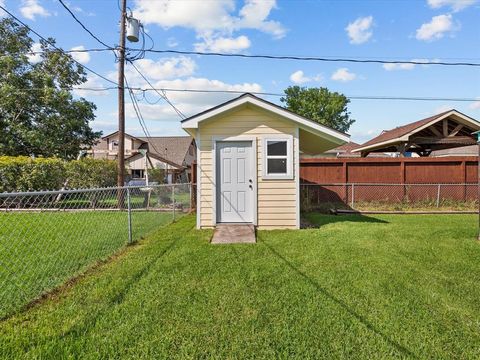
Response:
[[249, 179, 253, 183]]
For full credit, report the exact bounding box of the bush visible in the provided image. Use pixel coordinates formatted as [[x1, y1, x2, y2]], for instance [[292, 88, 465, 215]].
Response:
[[149, 168, 166, 184], [0, 156, 118, 192], [65, 158, 118, 189], [0, 156, 65, 192]]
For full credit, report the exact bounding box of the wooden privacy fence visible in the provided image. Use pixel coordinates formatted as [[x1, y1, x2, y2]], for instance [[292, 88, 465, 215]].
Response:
[[300, 157, 479, 206]]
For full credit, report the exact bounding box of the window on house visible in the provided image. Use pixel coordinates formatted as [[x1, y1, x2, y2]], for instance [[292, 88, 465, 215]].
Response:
[[263, 137, 293, 179]]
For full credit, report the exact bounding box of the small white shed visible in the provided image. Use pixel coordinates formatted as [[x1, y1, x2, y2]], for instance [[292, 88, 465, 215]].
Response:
[[181, 93, 349, 229]]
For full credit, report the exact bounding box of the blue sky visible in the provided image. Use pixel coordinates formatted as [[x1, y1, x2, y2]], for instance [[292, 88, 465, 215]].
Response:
[[3, 0, 480, 143]]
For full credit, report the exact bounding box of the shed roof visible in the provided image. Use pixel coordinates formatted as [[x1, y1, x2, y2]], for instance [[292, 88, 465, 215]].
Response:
[[181, 93, 350, 154]]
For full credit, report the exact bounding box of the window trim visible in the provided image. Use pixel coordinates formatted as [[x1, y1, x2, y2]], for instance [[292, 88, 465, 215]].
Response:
[[262, 135, 293, 180]]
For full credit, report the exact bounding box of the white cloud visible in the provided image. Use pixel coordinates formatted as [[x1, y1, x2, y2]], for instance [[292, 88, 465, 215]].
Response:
[[469, 99, 480, 110], [70, 45, 91, 64], [427, 0, 477, 11], [383, 58, 438, 71], [416, 14, 456, 41], [122, 57, 196, 84], [345, 16, 373, 44], [125, 77, 262, 121], [331, 68, 357, 82], [290, 70, 310, 84], [382, 63, 416, 71], [20, 0, 51, 20], [195, 35, 251, 53], [236, 0, 285, 39], [27, 42, 42, 63], [289, 70, 322, 84], [73, 75, 109, 97], [133, 0, 286, 50]]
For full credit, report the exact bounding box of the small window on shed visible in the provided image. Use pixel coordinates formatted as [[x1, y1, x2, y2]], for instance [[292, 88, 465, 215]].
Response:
[[263, 137, 293, 179]]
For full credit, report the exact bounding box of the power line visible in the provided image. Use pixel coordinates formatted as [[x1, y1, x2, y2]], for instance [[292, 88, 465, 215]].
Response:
[[125, 76, 164, 156], [127, 60, 186, 118], [0, 48, 112, 56], [0, 5, 118, 86], [6, 46, 480, 64], [5, 44, 480, 68], [57, 0, 114, 50], [132, 48, 480, 67], [5, 86, 479, 103]]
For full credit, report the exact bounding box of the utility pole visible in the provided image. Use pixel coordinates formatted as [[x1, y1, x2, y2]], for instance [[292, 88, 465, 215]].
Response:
[[117, 0, 127, 188]]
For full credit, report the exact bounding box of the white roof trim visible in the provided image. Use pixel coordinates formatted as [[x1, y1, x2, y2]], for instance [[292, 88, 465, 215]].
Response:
[[354, 110, 480, 153], [181, 94, 350, 143]]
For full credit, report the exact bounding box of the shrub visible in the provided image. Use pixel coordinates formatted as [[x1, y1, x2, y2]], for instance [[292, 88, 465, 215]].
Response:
[[65, 158, 118, 189], [149, 168, 166, 184], [0, 156, 118, 192], [0, 156, 65, 192]]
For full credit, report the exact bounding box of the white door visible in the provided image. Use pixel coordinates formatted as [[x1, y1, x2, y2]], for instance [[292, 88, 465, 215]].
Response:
[[216, 141, 254, 223]]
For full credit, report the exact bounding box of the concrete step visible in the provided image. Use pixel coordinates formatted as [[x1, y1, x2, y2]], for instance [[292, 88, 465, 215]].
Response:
[[211, 224, 256, 244]]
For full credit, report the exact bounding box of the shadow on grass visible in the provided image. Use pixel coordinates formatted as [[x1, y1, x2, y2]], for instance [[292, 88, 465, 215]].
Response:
[[56, 225, 188, 342], [303, 212, 389, 228], [264, 243, 416, 358]]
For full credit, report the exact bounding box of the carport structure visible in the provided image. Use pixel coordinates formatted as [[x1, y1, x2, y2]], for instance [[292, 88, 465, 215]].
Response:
[[354, 110, 480, 157]]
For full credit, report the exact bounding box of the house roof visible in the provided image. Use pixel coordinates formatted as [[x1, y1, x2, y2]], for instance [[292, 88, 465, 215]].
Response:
[[138, 136, 193, 166], [101, 131, 144, 143], [310, 141, 390, 158], [125, 151, 183, 169], [92, 133, 193, 167], [327, 141, 361, 153], [181, 93, 350, 148], [354, 109, 480, 154]]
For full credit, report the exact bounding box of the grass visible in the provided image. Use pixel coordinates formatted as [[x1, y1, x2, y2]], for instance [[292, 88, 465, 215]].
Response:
[[305, 200, 478, 213], [1, 214, 480, 358], [0, 210, 177, 318]]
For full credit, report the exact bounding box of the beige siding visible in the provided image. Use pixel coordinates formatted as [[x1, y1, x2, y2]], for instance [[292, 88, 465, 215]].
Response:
[[198, 105, 298, 229]]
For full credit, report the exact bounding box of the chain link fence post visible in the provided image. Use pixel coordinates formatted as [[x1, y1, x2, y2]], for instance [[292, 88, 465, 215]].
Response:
[[436, 184, 441, 208], [351, 183, 355, 208], [172, 184, 176, 222], [126, 187, 132, 244]]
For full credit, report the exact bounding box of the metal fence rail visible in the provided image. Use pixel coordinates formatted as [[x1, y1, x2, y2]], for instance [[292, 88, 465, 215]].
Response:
[[0, 183, 192, 319], [301, 183, 478, 212]]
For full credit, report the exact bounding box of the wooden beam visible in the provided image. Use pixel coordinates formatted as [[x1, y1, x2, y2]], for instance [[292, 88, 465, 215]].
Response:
[[443, 119, 448, 137], [428, 125, 443, 138], [410, 136, 476, 145], [448, 123, 464, 137]]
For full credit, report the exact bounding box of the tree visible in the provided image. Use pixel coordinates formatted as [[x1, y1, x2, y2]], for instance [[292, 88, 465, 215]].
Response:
[[280, 86, 355, 132], [0, 18, 101, 159]]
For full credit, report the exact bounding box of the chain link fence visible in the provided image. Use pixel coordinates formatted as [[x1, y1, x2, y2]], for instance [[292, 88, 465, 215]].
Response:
[[301, 183, 478, 212], [0, 183, 192, 319]]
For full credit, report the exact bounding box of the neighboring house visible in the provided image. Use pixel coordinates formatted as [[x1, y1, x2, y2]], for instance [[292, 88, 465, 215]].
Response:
[[354, 110, 480, 157], [300, 141, 392, 158], [87, 132, 196, 183], [181, 93, 349, 230]]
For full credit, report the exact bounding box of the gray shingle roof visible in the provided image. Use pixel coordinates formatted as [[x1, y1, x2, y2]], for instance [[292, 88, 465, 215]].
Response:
[[138, 136, 193, 166]]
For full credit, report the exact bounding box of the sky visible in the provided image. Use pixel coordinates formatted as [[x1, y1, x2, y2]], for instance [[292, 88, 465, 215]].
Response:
[[2, 0, 480, 143]]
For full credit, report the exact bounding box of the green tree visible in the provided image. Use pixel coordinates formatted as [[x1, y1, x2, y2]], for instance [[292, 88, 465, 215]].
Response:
[[0, 18, 101, 159], [280, 86, 355, 132]]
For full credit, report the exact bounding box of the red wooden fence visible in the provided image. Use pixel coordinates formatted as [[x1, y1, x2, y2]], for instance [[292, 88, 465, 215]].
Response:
[[300, 157, 479, 205], [300, 157, 478, 184]]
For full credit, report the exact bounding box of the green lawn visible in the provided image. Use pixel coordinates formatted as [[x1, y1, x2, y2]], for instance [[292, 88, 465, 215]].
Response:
[[1, 214, 480, 358], [0, 210, 176, 318]]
